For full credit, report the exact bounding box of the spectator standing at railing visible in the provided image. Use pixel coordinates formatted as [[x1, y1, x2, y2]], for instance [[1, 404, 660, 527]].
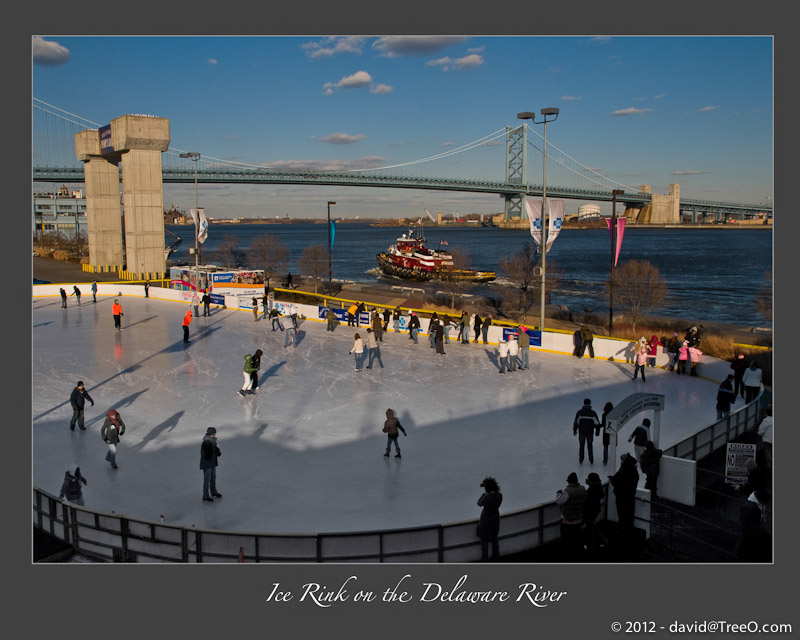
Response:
[[476, 476, 502, 562], [610, 453, 639, 536], [757, 405, 773, 469], [347, 303, 358, 327], [736, 489, 770, 562], [638, 441, 663, 499], [59, 467, 87, 505], [715, 375, 737, 420], [583, 472, 608, 552], [556, 472, 586, 560], [730, 354, 748, 399], [518, 326, 530, 370], [408, 312, 420, 344], [742, 361, 763, 403], [473, 313, 482, 343], [392, 307, 402, 333], [481, 315, 492, 344]]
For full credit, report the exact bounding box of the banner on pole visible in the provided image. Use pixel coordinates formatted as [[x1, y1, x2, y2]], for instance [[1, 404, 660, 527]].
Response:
[[605, 216, 626, 266], [330, 219, 336, 249], [191, 208, 209, 244], [526, 198, 564, 253]]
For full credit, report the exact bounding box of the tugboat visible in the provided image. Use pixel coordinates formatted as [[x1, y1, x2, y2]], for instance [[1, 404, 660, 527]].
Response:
[[376, 228, 495, 282]]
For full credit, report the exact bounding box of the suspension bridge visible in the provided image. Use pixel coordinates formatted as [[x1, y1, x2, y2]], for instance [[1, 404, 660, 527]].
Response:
[[33, 99, 770, 220]]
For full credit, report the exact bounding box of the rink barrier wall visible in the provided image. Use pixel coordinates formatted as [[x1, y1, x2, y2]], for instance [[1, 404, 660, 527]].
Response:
[[33, 282, 752, 382], [32, 285, 768, 562]]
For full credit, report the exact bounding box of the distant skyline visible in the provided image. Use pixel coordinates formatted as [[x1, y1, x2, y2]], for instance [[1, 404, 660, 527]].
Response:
[[32, 35, 773, 219]]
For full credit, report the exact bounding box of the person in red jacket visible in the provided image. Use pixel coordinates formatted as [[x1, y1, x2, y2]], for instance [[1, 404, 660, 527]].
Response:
[[182, 309, 193, 344], [112, 299, 123, 330]]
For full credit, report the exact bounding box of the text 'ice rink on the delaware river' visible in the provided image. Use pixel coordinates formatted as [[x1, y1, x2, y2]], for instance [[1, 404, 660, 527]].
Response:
[[33, 295, 716, 535]]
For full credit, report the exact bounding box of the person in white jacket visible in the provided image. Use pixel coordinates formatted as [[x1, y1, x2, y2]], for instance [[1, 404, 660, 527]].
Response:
[[349, 333, 364, 372], [507, 333, 519, 372], [497, 339, 510, 374], [757, 405, 773, 469], [742, 361, 763, 403]]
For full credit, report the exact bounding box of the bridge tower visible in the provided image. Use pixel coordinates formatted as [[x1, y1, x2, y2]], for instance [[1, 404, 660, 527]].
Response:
[[75, 115, 170, 278], [504, 125, 527, 221]]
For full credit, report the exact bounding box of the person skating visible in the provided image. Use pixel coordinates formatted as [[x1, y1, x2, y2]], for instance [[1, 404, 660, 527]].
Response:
[[71, 285, 82, 306], [647, 335, 661, 367], [349, 333, 364, 371], [252, 297, 259, 322], [112, 298, 123, 330], [347, 302, 358, 327], [434, 321, 445, 355], [59, 467, 87, 505], [202, 291, 211, 316], [382, 408, 406, 457], [284, 323, 297, 348], [473, 314, 482, 343], [269, 307, 284, 331], [250, 349, 263, 392], [91, 281, 97, 303], [69, 380, 94, 431], [507, 333, 519, 371], [583, 472, 608, 552], [518, 325, 530, 369], [666, 332, 680, 371], [688, 344, 703, 376], [288, 304, 298, 330], [632, 339, 648, 381], [365, 328, 384, 369], [182, 308, 193, 344], [200, 427, 222, 502], [476, 477, 502, 561], [101, 409, 126, 469], [262, 292, 269, 319], [716, 374, 737, 420], [676, 340, 689, 375], [638, 441, 663, 499], [238, 353, 256, 396], [601, 401, 614, 464], [392, 307, 402, 333], [191, 291, 200, 317], [458, 311, 469, 343], [144, 279, 150, 298], [408, 312, 420, 344], [730, 353, 748, 398], [497, 339, 510, 374], [628, 419, 651, 462], [573, 398, 600, 464], [60, 287, 67, 308], [481, 314, 492, 343], [578, 325, 594, 358], [326, 307, 338, 332], [742, 361, 763, 403]]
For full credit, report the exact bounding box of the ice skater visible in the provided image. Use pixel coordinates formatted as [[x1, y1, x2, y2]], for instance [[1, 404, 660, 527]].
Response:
[[382, 408, 406, 458], [144, 279, 150, 298], [200, 427, 222, 502], [628, 418, 651, 462], [182, 308, 193, 344], [191, 291, 200, 317], [250, 349, 263, 392], [288, 304, 298, 329], [69, 380, 95, 431], [71, 285, 81, 306], [434, 321, 445, 355], [392, 307, 402, 333], [101, 409, 126, 469], [91, 281, 97, 303], [59, 467, 87, 505], [284, 323, 297, 348], [252, 297, 259, 322], [365, 328, 384, 369], [481, 314, 492, 343], [632, 339, 648, 381], [518, 325, 530, 370], [408, 312, 420, 344], [238, 353, 256, 396], [507, 333, 519, 371], [269, 307, 284, 331], [326, 307, 338, 331], [573, 398, 600, 464], [112, 299, 123, 330], [202, 291, 211, 317], [60, 287, 67, 308], [349, 333, 364, 371], [497, 339, 509, 373]]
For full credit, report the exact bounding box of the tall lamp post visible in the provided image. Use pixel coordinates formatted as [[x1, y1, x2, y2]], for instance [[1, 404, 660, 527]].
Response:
[[327, 201, 336, 291], [517, 108, 559, 335], [179, 152, 201, 295], [609, 189, 624, 334]]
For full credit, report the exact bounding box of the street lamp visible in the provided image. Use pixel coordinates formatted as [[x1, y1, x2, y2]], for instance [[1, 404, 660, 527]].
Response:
[[517, 108, 559, 335], [609, 189, 624, 334], [327, 201, 336, 291], [179, 152, 201, 298]]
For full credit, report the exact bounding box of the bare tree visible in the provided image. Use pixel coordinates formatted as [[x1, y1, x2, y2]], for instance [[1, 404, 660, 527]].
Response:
[[248, 233, 290, 291], [297, 244, 328, 294], [212, 234, 248, 269], [607, 259, 669, 334], [499, 242, 538, 320], [436, 247, 474, 309], [755, 269, 772, 323]]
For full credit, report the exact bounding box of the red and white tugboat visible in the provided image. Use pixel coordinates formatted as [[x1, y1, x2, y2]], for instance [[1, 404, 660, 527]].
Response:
[[376, 228, 495, 282]]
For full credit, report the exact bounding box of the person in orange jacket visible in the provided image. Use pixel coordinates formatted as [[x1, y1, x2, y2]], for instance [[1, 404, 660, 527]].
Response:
[[182, 308, 193, 343], [112, 299, 123, 330]]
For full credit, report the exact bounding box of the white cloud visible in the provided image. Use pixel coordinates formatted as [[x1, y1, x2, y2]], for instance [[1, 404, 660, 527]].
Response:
[[671, 170, 712, 176], [561, 95, 582, 101], [611, 107, 653, 116], [302, 37, 367, 59], [653, 93, 667, 99], [589, 36, 612, 44], [373, 36, 465, 57], [259, 156, 387, 171], [32, 36, 70, 66], [698, 105, 717, 112], [426, 53, 483, 71], [207, 58, 218, 65], [319, 133, 366, 145], [370, 84, 393, 94], [442, 142, 455, 147]]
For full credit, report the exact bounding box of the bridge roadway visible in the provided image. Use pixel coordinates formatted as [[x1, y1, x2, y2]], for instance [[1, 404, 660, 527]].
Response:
[[32, 166, 770, 216]]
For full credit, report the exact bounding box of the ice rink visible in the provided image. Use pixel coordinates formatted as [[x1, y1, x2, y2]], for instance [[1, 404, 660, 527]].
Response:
[[33, 294, 719, 534]]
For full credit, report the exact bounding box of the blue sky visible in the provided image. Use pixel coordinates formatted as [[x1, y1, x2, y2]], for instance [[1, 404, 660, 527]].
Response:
[[32, 35, 773, 219]]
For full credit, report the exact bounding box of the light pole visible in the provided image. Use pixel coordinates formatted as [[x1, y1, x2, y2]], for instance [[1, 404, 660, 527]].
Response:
[[609, 189, 624, 334], [518, 108, 559, 334], [180, 152, 201, 296], [327, 201, 336, 291]]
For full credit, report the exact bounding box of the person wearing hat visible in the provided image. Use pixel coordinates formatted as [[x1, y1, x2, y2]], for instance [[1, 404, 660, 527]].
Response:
[[684, 325, 701, 349], [573, 398, 601, 464], [69, 381, 94, 431], [628, 418, 651, 462], [408, 311, 420, 344], [200, 427, 222, 502], [730, 353, 749, 399], [518, 325, 530, 370], [632, 338, 649, 381], [556, 472, 586, 560], [101, 409, 125, 469], [583, 472, 607, 552], [182, 308, 193, 344], [716, 374, 737, 420], [476, 476, 503, 561], [676, 340, 689, 375], [112, 298, 123, 330]]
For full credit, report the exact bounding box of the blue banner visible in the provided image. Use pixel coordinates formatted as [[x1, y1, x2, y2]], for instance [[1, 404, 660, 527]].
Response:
[[330, 220, 336, 249]]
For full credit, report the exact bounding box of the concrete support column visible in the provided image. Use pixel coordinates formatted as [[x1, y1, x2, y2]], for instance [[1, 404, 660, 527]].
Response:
[[75, 130, 122, 270], [120, 148, 166, 276]]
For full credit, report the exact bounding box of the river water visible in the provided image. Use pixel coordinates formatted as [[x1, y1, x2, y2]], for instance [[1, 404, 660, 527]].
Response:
[[167, 223, 773, 328]]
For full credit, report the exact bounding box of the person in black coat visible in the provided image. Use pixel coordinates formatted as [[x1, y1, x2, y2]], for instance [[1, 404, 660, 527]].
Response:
[[69, 381, 94, 431], [573, 398, 600, 465], [200, 427, 222, 502], [583, 472, 608, 552], [610, 453, 639, 534], [736, 489, 770, 561], [716, 374, 737, 420], [730, 354, 748, 399], [473, 314, 482, 343], [59, 467, 87, 505], [476, 476, 502, 561], [250, 349, 263, 392], [601, 402, 614, 465], [638, 441, 663, 498]]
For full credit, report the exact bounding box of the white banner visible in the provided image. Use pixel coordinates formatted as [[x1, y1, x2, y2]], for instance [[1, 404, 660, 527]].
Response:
[[526, 198, 564, 252], [191, 208, 209, 244]]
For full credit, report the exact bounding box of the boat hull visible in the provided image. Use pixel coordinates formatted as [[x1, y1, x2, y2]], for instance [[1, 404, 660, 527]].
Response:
[[376, 252, 495, 283]]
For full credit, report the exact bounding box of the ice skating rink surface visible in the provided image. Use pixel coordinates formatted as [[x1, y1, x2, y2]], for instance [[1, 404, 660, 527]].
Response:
[[33, 295, 717, 534]]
